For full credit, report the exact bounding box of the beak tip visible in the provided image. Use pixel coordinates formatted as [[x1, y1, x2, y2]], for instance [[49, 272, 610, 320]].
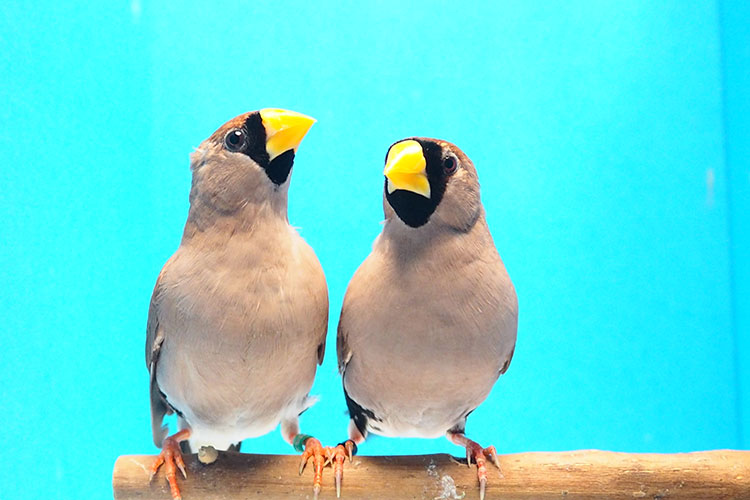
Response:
[[261, 108, 316, 159]]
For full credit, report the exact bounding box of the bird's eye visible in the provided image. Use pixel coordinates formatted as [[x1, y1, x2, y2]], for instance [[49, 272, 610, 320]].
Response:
[[224, 128, 247, 152], [443, 156, 458, 175]]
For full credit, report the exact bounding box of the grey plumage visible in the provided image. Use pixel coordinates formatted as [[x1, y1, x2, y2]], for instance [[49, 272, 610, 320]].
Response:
[[146, 110, 327, 453], [338, 138, 517, 442]]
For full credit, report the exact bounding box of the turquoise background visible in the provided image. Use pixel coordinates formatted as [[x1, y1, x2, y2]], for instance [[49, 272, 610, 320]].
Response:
[[1, 1, 748, 498]]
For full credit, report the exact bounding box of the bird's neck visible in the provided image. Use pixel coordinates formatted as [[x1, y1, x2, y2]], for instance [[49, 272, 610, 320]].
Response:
[[379, 212, 493, 262], [181, 196, 289, 246]]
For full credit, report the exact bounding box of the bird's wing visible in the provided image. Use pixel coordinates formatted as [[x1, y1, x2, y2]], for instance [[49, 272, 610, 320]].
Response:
[[336, 313, 351, 375], [316, 320, 327, 366], [313, 271, 328, 366], [336, 263, 364, 375], [145, 262, 174, 448], [336, 247, 381, 376], [296, 237, 329, 366], [499, 344, 515, 376]]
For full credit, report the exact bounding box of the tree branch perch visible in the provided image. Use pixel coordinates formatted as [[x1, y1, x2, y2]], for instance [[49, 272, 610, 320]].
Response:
[[113, 449, 750, 499]]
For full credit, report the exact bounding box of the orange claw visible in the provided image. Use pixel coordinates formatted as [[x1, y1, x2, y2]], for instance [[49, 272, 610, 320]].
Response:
[[484, 445, 501, 469], [150, 429, 191, 500], [298, 437, 326, 499], [324, 441, 355, 498], [449, 433, 502, 500]]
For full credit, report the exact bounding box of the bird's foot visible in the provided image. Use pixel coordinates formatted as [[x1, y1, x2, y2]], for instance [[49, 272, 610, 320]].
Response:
[[324, 440, 357, 497], [463, 440, 501, 500], [296, 435, 327, 499], [150, 429, 190, 500]]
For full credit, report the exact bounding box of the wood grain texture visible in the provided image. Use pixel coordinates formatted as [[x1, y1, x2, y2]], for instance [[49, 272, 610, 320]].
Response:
[[113, 450, 750, 499]]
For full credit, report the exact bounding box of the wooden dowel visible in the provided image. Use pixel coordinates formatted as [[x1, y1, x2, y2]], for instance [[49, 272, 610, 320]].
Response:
[[113, 449, 750, 499]]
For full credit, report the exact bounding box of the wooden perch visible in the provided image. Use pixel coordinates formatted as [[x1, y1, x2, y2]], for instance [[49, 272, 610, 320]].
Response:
[[113, 449, 750, 499]]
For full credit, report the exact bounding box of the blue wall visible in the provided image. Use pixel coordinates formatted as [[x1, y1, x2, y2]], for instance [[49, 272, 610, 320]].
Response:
[[0, 2, 746, 498], [720, 0, 750, 448]]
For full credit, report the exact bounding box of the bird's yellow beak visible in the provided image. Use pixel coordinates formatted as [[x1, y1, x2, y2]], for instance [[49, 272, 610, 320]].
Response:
[[259, 108, 316, 161], [383, 140, 430, 198]]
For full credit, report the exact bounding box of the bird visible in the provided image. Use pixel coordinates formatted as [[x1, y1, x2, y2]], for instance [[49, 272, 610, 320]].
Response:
[[146, 108, 330, 499], [333, 138, 518, 499]]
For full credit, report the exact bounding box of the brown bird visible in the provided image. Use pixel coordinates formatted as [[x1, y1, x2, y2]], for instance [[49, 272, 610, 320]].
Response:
[[333, 138, 518, 499], [146, 109, 330, 499]]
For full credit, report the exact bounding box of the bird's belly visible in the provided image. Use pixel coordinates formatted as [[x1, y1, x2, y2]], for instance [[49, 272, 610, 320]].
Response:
[[346, 374, 489, 439], [185, 411, 290, 451], [366, 407, 467, 439], [344, 333, 498, 438], [156, 319, 318, 446], [155, 257, 323, 440]]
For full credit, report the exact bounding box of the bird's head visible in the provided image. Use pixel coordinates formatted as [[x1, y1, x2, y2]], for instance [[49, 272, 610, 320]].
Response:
[[383, 138, 482, 231], [188, 108, 315, 214]]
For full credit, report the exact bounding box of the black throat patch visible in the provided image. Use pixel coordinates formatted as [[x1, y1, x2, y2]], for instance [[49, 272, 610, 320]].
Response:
[[241, 113, 294, 186], [384, 139, 448, 228], [266, 149, 295, 186]]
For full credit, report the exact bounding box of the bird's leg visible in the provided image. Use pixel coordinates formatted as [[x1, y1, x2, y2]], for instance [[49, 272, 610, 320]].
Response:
[[150, 428, 191, 500], [282, 419, 328, 498], [324, 419, 366, 498], [294, 434, 326, 498], [446, 430, 501, 500]]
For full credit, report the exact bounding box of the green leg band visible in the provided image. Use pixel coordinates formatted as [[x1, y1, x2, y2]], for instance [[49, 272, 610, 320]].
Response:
[[293, 433, 314, 452]]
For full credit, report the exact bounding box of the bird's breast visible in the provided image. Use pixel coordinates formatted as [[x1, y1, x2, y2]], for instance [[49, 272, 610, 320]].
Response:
[[341, 241, 517, 435], [154, 234, 325, 430]]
